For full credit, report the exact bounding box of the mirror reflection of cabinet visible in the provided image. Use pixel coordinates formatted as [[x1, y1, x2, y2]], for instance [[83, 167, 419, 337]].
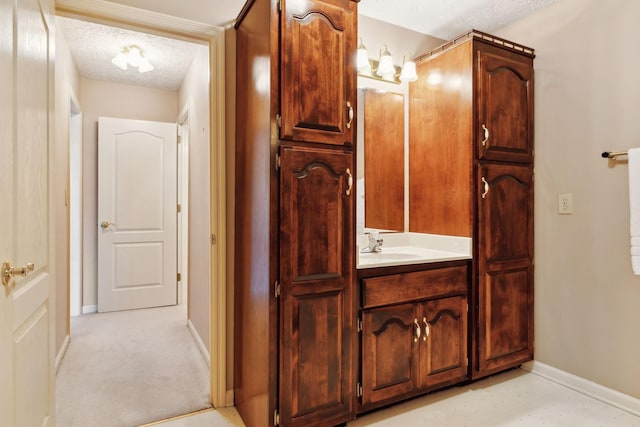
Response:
[[358, 88, 405, 232]]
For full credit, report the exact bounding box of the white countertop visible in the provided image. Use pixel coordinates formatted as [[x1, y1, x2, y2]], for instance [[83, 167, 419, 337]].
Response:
[[357, 232, 472, 269]]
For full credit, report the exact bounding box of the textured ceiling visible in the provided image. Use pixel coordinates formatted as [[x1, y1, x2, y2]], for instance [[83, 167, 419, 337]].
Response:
[[358, 0, 559, 40], [58, 16, 201, 91], [57, 0, 560, 91]]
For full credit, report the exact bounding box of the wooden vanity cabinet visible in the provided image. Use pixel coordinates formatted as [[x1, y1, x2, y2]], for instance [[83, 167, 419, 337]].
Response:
[[357, 263, 469, 412], [234, 0, 358, 426], [409, 31, 534, 381]]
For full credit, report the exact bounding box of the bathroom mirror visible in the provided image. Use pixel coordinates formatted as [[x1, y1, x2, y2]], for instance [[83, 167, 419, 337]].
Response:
[[357, 85, 406, 233]]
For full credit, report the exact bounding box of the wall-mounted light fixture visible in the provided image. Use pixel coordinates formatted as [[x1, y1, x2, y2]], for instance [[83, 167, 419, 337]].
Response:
[[357, 38, 417, 84], [112, 45, 154, 73]]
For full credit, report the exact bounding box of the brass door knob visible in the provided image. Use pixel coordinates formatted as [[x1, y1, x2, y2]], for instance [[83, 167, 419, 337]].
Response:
[[100, 221, 115, 229], [2, 261, 35, 287]]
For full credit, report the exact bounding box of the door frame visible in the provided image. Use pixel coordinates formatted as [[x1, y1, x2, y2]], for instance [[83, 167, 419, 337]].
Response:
[[55, 0, 228, 408]]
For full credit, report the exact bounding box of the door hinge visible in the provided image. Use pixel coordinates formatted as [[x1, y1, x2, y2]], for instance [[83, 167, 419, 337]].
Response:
[[276, 114, 282, 128], [356, 382, 363, 398], [211, 234, 217, 246], [177, 204, 182, 213], [275, 153, 281, 171], [466, 303, 469, 312], [273, 409, 280, 426], [275, 281, 281, 299], [177, 273, 181, 282], [177, 135, 182, 144], [357, 317, 363, 333], [276, 0, 281, 13]]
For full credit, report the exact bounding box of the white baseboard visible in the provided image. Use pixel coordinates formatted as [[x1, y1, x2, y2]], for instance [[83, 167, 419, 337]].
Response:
[[523, 361, 640, 417], [187, 319, 210, 367], [82, 304, 97, 314], [55, 334, 70, 374]]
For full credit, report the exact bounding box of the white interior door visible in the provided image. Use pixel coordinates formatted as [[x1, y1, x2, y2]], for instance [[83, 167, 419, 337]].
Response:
[[98, 117, 178, 313], [0, 0, 55, 425]]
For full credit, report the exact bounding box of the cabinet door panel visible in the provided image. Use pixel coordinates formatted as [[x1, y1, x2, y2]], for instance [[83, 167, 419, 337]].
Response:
[[477, 163, 533, 374], [279, 145, 353, 426], [478, 164, 533, 263], [477, 46, 533, 163], [361, 304, 418, 407], [281, 0, 356, 145], [421, 296, 468, 387], [480, 267, 532, 371]]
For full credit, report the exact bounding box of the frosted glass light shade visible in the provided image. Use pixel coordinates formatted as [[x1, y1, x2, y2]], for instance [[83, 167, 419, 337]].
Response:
[[399, 60, 417, 83], [377, 53, 395, 77]]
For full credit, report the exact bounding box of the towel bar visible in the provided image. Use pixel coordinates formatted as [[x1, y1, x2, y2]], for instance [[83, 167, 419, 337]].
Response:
[[602, 151, 628, 159]]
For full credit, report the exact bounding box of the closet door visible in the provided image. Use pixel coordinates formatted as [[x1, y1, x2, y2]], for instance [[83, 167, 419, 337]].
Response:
[[476, 163, 533, 375], [279, 145, 354, 427]]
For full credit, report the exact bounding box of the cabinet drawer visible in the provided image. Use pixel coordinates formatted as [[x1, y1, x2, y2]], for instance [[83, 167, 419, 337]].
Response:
[[362, 265, 468, 309]]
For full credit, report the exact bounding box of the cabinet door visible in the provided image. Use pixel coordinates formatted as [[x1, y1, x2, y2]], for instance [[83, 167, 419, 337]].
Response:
[[361, 304, 419, 408], [476, 164, 533, 375], [477, 45, 533, 163], [280, 0, 356, 146], [279, 146, 354, 427], [419, 296, 468, 388]]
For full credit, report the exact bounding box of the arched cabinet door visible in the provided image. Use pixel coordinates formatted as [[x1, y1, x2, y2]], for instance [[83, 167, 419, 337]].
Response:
[[278, 145, 354, 427], [477, 163, 534, 374], [477, 44, 534, 163], [280, 0, 357, 146]]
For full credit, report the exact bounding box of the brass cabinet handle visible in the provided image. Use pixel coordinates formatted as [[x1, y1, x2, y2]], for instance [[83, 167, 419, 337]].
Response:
[[100, 221, 115, 229], [2, 261, 35, 287], [345, 168, 353, 196], [346, 101, 354, 129], [414, 318, 421, 343], [423, 317, 430, 341], [481, 124, 489, 146], [481, 177, 489, 199]]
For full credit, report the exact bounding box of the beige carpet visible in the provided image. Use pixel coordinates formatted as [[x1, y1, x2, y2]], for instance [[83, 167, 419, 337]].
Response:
[[56, 305, 211, 427]]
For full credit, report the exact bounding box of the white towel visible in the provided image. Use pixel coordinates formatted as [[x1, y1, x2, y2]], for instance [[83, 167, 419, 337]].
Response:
[[628, 148, 640, 274]]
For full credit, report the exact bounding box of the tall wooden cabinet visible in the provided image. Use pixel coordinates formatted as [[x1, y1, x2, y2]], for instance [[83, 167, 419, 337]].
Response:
[[409, 30, 534, 380], [234, 0, 358, 426]]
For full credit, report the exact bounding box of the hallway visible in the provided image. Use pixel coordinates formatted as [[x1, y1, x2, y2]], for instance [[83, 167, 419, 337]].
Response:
[[56, 305, 211, 426]]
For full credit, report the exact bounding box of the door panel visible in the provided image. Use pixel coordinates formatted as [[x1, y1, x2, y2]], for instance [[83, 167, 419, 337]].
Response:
[[0, 0, 54, 425], [279, 145, 353, 427], [361, 304, 417, 407], [421, 296, 467, 387], [98, 117, 177, 312], [477, 47, 533, 163], [280, 0, 356, 146], [477, 163, 534, 373]]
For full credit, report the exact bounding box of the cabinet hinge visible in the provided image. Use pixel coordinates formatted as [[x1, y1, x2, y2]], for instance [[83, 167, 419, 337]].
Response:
[[211, 234, 217, 246], [177, 203, 182, 213], [177, 273, 181, 282], [276, 113, 282, 128], [356, 382, 363, 398], [357, 317, 363, 333], [273, 409, 280, 426], [466, 303, 469, 312], [275, 153, 281, 171], [275, 281, 281, 299]]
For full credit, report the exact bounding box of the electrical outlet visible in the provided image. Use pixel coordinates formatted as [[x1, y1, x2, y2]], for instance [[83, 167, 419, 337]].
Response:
[[558, 193, 573, 214]]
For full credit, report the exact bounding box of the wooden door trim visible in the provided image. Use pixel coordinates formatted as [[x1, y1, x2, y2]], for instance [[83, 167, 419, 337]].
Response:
[[53, 0, 228, 408]]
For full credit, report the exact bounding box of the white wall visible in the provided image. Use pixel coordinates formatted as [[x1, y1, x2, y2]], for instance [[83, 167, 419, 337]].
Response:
[[80, 79, 178, 310], [496, 0, 640, 398], [54, 22, 81, 354], [178, 45, 211, 349]]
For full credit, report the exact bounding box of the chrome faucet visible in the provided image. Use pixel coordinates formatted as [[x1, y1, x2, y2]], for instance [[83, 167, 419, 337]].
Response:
[[362, 230, 383, 253]]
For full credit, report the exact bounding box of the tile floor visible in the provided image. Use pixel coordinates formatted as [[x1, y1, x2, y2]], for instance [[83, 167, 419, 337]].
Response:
[[150, 368, 640, 427]]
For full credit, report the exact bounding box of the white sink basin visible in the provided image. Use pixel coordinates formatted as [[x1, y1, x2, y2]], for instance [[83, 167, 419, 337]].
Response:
[[358, 245, 471, 269]]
